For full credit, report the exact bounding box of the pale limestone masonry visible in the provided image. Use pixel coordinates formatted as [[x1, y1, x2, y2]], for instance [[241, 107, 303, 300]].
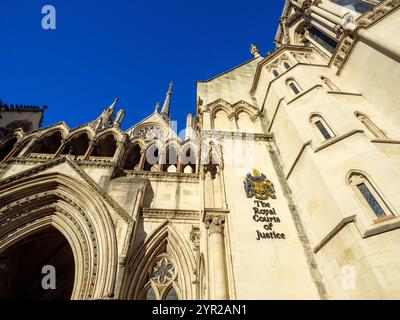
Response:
[[0, 0, 399, 300]]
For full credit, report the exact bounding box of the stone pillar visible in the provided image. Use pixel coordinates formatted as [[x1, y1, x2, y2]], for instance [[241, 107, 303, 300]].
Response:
[[205, 215, 228, 300], [54, 139, 68, 158], [228, 114, 237, 131], [218, 167, 228, 210], [2, 141, 21, 162], [84, 140, 97, 160], [138, 150, 146, 171], [113, 140, 125, 165]]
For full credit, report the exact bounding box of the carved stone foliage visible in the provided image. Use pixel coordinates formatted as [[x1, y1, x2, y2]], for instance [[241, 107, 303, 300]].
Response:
[[205, 215, 226, 234]]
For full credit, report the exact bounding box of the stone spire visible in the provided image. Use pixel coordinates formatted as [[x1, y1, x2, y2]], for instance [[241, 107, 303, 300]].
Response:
[[93, 98, 118, 132], [250, 44, 261, 58], [160, 81, 173, 121]]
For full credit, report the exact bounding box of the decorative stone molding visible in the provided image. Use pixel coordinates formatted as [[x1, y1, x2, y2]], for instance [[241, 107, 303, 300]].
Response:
[[142, 208, 199, 220], [330, 35, 355, 72], [201, 130, 273, 142], [357, 0, 400, 28], [125, 170, 199, 183]]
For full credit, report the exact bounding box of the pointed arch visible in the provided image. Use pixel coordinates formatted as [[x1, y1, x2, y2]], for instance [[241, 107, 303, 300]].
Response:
[[123, 143, 142, 171], [320, 76, 340, 91], [0, 172, 119, 299], [31, 130, 65, 155], [91, 133, 117, 158], [355, 111, 386, 139], [143, 142, 162, 171], [309, 113, 335, 141], [121, 221, 196, 300], [346, 170, 395, 221]]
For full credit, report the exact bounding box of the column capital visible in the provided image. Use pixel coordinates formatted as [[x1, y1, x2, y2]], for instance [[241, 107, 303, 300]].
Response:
[[205, 215, 225, 234]]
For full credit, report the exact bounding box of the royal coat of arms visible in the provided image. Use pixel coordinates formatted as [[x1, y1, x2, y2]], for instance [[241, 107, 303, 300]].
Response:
[[244, 169, 277, 200]]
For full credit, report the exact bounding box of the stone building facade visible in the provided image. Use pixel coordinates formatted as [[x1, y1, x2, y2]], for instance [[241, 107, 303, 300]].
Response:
[[0, 0, 399, 300]]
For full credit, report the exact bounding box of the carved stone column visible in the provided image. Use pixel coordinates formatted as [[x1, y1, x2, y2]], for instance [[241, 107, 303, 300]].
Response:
[[190, 226, 201, 299], [2, 141, 22, 162], [205, 215, 228, 300], [84, 140, 97, 160]]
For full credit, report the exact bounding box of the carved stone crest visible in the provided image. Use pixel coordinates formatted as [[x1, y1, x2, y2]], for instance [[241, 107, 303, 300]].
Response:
[[244, 169, 276, 200]]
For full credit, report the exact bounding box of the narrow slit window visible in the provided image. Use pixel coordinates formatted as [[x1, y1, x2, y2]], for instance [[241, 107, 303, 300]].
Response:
[[357, 183, 386, 218], [315, 120, 332, 140], [273, 69, 280, 78], [290, 83, 300, 95]]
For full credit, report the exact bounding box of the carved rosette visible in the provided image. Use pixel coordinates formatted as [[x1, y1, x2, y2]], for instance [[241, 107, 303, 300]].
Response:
[[205, 215, 225, 235]]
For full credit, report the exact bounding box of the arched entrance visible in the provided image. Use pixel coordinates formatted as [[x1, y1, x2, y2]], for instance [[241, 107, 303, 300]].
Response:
[[0, 226, 75, 300]]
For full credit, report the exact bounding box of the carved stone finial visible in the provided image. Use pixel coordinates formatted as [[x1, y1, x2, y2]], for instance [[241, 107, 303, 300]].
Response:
[[250, 44, 261, 58]]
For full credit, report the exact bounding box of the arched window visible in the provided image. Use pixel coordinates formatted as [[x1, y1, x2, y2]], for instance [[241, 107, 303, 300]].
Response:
[[32, 131, 63, 155], [320, 76, 340, 91], [283, 62, 291, 70], [310, 114, 335, 141], [236, 111, 255, 133], [348, 172, 393, 220], [123, 144, 142, 170], [272, 69, 280, 78], [164, 287, 179, 300], [213, 109, 231, 131], [307, 26, 338, 54], [143, 144, 160, 171], [140, 255, 180, 300], [355, 112, 386, 139], [286, 78, 301, 96], [145, 287, 157, 301]]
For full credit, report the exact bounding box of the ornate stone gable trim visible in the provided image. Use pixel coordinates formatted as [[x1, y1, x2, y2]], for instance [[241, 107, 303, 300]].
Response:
[[250, 45, 316, 94], [0, 156, 133, 223]]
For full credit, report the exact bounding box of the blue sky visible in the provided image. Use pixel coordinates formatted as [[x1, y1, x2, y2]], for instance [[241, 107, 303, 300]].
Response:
[[0, 0, 284, 132]]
